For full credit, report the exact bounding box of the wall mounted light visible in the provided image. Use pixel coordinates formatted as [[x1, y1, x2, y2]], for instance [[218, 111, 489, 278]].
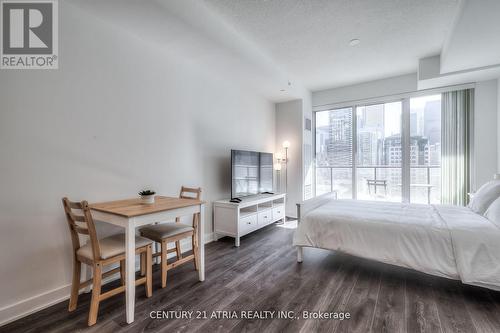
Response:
[[282, 141, 290, 193], [275, 142, 290, 194]]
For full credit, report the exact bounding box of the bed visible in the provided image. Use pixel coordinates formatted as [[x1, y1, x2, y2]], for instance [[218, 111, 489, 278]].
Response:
[[293, 193, 500, 291]]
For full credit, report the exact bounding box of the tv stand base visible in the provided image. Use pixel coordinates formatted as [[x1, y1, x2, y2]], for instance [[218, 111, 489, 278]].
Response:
[[214, 193, 286, 247]]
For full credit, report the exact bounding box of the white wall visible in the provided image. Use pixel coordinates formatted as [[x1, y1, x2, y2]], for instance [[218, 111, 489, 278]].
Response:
[[0, 3, 275, 323], [312, 73, 417, 108], [473, 80, 498, 189], [302, 92, 314, 200], [275, 92, 313, 216], [275, 100, 303, 217]]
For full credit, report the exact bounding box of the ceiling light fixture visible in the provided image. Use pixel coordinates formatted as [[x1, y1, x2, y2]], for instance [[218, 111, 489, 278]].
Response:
[[349, 39, 360, 47]]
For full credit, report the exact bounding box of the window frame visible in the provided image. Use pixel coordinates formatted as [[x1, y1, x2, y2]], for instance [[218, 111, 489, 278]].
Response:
[[313, 86, 459, 203]]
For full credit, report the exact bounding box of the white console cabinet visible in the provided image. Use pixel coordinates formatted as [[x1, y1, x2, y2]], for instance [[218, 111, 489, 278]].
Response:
[[213, 193, 286, 247]]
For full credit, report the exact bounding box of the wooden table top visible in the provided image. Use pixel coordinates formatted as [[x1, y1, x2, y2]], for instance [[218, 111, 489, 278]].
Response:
[[89, 196, 204, 218]]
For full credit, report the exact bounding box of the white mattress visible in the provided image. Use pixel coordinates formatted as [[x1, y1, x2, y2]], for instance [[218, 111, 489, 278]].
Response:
[[293, 199, 500, 290]]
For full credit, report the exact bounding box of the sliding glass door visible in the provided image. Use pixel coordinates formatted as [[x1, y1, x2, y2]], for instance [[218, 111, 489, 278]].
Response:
[[315, 95, 442, 203], [356, 102, 402, 202], [409, 95, 441, 204]]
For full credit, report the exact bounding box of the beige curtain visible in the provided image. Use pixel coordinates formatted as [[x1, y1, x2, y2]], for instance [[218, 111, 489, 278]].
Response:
[[441, 89, 474, 205]]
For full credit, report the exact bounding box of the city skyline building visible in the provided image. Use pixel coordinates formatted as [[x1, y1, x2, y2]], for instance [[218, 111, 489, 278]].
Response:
[[315, 96, 442, 203]]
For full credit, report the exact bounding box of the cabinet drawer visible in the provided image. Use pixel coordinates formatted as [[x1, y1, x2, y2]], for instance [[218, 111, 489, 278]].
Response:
[[240, 214, 257, 233], [273, 206, 285, 221], [258, 210, 273, 225]]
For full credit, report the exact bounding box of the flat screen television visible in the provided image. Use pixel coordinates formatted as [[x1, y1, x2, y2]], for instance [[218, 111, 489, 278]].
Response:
[[231, 150, 273, 199]]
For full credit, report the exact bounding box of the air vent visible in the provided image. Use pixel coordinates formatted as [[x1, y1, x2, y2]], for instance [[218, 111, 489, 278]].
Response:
[[305, 117, 312, 131]]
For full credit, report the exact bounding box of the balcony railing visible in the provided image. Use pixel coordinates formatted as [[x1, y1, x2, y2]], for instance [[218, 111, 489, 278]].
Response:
[[315, 165, 441, 203]]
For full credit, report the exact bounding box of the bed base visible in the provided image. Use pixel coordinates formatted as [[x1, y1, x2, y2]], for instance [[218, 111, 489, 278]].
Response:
[[295, 192, 337, 263]]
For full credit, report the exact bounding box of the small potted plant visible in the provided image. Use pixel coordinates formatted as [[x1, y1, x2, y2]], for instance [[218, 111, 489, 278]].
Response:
[[139, 190, 156, 204]]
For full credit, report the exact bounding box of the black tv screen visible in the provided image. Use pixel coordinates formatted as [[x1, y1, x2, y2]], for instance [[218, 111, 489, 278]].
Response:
[[231, 150, 273, 199]]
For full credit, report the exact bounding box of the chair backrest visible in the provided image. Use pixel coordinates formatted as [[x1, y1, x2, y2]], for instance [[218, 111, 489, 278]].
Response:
[[178, 187, 202, 228], [179, 186, 202, 200], [62, 197, 101, 261]]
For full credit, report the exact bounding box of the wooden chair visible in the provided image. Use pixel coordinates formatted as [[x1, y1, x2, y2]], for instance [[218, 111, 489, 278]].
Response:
[[62, 197, 153, 326], [140, 186, 201, 288]]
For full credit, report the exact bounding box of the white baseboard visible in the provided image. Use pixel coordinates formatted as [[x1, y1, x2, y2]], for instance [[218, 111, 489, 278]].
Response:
[[0, 284, 72, 327], [0, 233, 214, 327]]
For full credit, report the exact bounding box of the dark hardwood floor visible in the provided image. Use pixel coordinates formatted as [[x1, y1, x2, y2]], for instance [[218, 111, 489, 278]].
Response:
[[4, 223, 500, 333]]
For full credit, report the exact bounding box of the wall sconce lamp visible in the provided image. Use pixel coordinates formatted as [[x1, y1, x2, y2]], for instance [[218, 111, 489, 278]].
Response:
[[275, 140, 290, 194], [282, 141, 290, 193]]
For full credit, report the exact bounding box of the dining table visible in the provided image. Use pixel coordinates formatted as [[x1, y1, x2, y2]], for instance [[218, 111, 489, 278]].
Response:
[[89, 196, 205, 324]]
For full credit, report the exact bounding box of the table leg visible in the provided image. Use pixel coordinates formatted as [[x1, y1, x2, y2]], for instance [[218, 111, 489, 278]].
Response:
[[297, 246, 303, 263], [198, 204, 205, 281], [125, 222, 136, 324]]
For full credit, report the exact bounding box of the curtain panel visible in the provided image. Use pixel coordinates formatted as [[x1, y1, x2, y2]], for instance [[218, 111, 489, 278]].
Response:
[[441, 89, 474, 205]]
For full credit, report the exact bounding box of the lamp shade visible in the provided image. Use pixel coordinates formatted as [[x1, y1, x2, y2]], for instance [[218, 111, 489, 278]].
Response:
[[275, 152, 283, 160], [282, 140, 290, 149], [274, 162, 282, 171]]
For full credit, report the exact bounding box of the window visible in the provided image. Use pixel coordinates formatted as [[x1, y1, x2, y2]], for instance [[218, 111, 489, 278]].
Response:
[[356, 102, 402, 202], [316, 107, 353, 198], [315, 95, 442, 204], [409, 95, 441, 204]]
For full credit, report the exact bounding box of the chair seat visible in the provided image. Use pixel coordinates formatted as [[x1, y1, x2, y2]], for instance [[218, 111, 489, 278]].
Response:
[[77, 234, 153, 260], [140, 222, 194, 242]]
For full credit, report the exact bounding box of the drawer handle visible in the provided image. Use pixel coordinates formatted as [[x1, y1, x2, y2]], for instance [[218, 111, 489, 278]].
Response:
[[247, 222, 251, 224], [277, 211, 281, 214], [264, 216, 268, 218]]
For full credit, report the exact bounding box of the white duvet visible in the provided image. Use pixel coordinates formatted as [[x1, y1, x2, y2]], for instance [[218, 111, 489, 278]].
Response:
[[293, 200, 500, 290]]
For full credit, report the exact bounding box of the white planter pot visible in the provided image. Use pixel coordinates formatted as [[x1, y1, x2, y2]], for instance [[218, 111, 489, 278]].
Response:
[[141, 194, 155, 204]]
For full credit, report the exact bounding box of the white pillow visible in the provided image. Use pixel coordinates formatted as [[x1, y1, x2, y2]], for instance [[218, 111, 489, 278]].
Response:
[[484, 196, 500, 228], [468, 180, 500, 215]]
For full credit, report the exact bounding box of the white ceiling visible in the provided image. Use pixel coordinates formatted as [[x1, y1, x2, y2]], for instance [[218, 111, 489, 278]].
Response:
[[441, 0, 500, 74], [203, 0, 461, 91], [68, 0, 472, 101]]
